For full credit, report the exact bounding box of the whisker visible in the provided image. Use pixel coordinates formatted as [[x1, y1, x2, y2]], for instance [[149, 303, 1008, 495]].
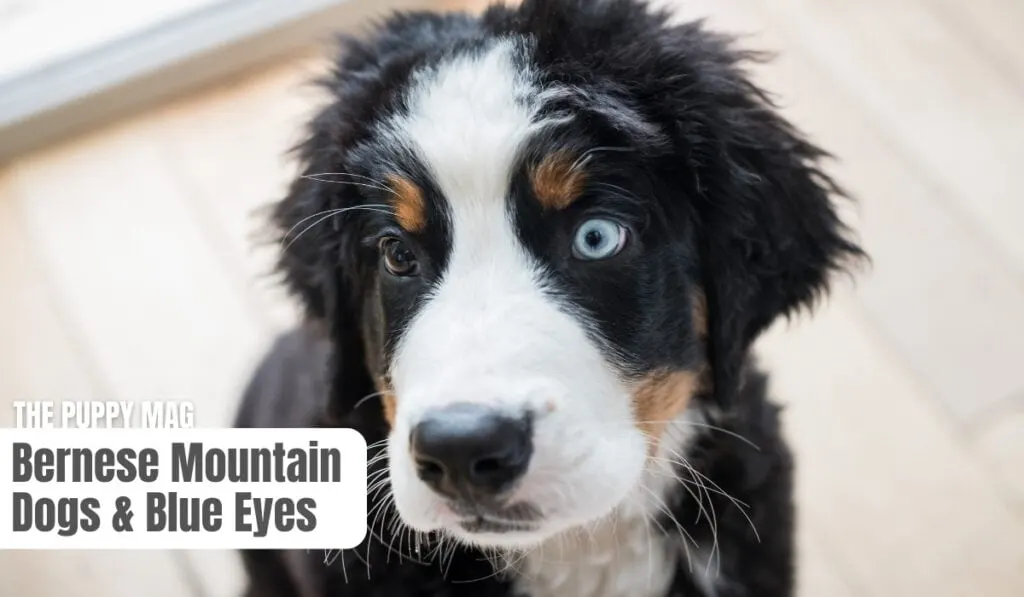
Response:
[[365, 469, 389, 484], [659, 445, 757, 526], [281, 204, 392, 241], [281, 205, 392, 251], [590, 418, 760, 451], [640, 483, 699, 549], [353, 390, 388, 412], [363, 485, 430, 567], [302, 173, 400, 197], [671, 420, 761, 451], [655, 441, 759, 574], [366, 438, 390, 450], [348, 546, 370, 581]]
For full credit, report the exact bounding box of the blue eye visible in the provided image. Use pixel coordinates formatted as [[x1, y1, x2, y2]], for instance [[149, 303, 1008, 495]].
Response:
[[572, 218, 627, 260]]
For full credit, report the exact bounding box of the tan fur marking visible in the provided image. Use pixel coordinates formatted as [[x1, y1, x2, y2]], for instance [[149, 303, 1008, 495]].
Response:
[[382, 395, 397, 427], [387, 175, 426, 233], [530, 152, 586, 210], [374, 376, 397, 427], [633, 370, 699, 453], [692, 288, 707, 339]]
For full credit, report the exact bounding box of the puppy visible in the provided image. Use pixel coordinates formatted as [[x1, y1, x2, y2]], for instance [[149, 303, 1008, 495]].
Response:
[[235, 1, 863, 596]]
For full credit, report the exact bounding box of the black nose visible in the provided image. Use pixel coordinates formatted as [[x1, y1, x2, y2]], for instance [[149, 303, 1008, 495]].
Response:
[[410, 404, 532, 496]]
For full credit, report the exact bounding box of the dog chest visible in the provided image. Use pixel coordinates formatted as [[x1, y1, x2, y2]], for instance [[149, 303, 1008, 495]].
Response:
[[511, 514, 677, 597]]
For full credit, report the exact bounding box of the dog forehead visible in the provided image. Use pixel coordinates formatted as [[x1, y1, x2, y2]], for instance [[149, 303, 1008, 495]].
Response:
[[379, 38, 565, 222]]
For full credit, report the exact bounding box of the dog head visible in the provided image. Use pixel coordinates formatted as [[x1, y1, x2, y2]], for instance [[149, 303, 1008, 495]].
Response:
[[271, 0, 861, 549]]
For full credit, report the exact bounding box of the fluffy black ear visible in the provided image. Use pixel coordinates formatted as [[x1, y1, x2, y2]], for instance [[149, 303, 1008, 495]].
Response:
[[268, 77, 379, 425], [269, 132, 375, 425], [678, 38, 866, 410], [271, 143, 346, 322], [270, 22, 399, 321]]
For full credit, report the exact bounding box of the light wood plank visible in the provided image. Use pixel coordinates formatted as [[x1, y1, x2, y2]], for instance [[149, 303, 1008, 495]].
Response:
[[183, 549, 247, 597], [6, 114, 272, 429], [0, 550, 196, 597], [756, 28, 1024, 425], [751, 0, 1024, 281], [5, 114, 262, 596], [795, 524, 859, 597], [759, 293, 1024, 597], [669, 0, 1024, 424], [973, 406, 1024, 509], [0, 185, 102, 424], [0, 177, 199, 597], [930, 0, 1024, 92], [151, 57, 323, 332]]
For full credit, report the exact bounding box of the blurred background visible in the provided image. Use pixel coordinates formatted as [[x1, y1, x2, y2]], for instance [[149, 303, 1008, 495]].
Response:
[[0, 0, 1022, 595]]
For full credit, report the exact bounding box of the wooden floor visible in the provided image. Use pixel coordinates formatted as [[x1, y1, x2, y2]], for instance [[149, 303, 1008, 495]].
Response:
[[2, 0, 1023, 595]]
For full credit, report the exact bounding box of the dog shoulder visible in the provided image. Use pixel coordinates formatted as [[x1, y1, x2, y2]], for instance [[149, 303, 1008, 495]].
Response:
[[234, 324, 331, 429]]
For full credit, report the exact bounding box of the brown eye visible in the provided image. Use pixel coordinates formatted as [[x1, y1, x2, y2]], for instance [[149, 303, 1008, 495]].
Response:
[[380, 237, 419, 277]]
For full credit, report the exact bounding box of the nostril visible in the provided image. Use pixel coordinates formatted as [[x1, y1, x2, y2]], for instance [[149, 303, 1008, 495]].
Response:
[[415, 457, 445, 484], [471, 457, 506, 477]]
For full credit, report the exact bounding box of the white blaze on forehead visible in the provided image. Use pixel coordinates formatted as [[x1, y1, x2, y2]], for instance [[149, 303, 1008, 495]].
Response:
[[388, 37, 552, 209], [384, 37, 597, 417]]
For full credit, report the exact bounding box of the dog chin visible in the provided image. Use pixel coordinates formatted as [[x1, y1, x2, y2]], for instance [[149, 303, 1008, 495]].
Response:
[[429, 515, 572, 550], [413, 488, 640, 551], [445, 525, 550, 550], [439, 498, 634, 550]]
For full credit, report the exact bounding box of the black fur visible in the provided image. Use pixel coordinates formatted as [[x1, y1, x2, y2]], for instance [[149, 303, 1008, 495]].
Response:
[[236, 1, 863, 596]]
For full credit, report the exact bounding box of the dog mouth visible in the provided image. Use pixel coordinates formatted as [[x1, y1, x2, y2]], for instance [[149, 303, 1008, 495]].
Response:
[[456, 516, 538, 534], [448, 500, 541, 534]]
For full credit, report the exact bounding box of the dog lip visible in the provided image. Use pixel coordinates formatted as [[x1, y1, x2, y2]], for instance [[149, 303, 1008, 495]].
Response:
[[457, 516, 538, 534], [448, 499, 541, 522]]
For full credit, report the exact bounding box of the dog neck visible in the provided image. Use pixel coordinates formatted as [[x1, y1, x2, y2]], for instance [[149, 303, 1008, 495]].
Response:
[[508, 409, 713, 597]]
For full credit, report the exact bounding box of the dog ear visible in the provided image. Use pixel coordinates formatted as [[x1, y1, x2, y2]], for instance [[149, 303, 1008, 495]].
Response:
[[269, 104, 377, 426], [684, 56, 865, 410]]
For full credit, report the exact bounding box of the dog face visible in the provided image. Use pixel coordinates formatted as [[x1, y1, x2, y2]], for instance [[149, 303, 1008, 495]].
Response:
[[272, 1, 860, 550], [351, 38, 703, 547]]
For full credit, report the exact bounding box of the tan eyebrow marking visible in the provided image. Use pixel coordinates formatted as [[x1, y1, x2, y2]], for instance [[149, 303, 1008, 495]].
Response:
[[386, 174, 426, 233], [530, 151, 587, 210]]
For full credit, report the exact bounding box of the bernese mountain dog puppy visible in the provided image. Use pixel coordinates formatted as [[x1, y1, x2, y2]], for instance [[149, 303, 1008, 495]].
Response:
[[234, 1, 863, 596]]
